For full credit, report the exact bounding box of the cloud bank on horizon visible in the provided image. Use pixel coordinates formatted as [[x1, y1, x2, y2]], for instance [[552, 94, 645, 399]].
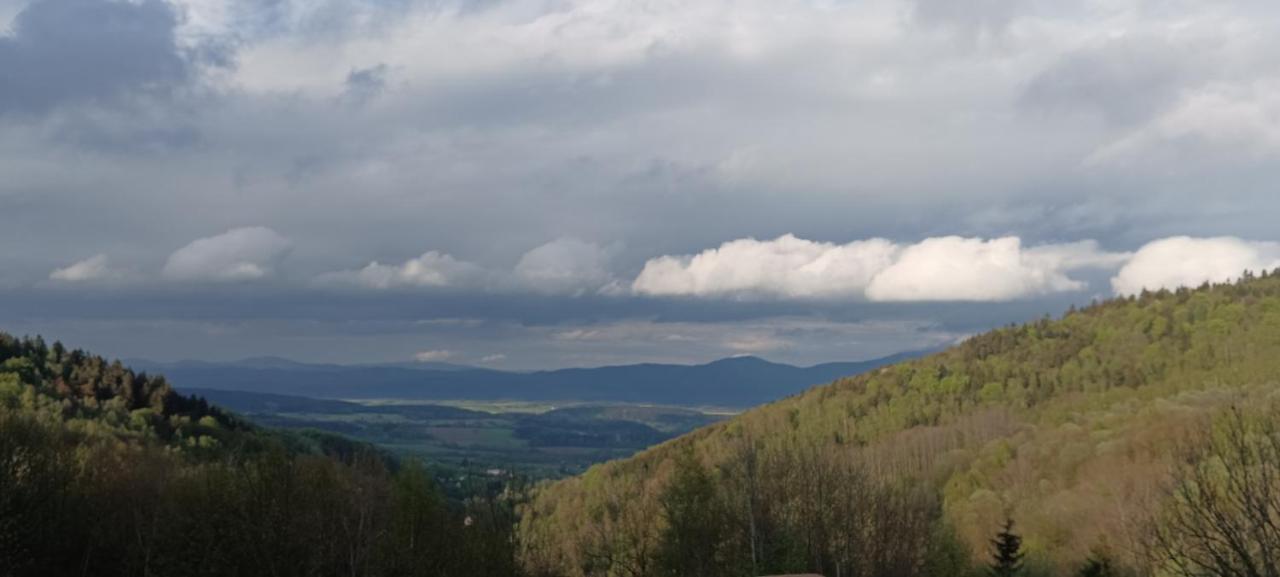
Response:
[[48, 227, 1279, 300], [5, 0, 1280, 367]]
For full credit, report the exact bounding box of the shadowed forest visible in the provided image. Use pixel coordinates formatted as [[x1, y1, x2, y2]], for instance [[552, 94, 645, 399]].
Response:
[[0, 335, 522, 576]]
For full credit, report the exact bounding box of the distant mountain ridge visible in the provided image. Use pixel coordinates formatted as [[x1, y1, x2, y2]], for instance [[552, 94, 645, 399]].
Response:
[[133, 351, 929, 407], [124, 355, 478, 372]]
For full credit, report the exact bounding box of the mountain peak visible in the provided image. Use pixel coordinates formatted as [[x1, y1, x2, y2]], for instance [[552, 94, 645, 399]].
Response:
[[706, 355, 776, 367]]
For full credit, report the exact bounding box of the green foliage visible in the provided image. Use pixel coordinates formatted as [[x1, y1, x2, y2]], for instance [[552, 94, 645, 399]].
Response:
[[0, 405, 527, 576], [656, 447, 732, 577], [0, 332, 527, 576], [925, 521, 976, 577], [521, 272, 1280, 576], [0, 332, 244, 448]]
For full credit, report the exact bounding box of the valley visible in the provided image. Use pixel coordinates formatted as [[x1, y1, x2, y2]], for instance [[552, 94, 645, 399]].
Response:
[[184, 387, 727, 478], [147, 353, 920, 479], [6, 1, 1271, 574]]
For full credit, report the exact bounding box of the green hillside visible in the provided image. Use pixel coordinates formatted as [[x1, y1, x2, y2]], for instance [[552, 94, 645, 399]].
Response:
[[0, 333, 244, 449], [0, 333, 522, 576], [518, 271, 1280, 577]]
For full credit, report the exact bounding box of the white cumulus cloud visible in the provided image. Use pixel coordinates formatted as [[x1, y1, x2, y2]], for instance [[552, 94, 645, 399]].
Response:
[[632, 234, 898, 299], [513, 238, 618, 296], [1111, 236, 1280, 296], [865, 237, 1125, 302], [49, 254, 118, 283], [162, 227, 292, 282], [633, 234, 1125, 302]]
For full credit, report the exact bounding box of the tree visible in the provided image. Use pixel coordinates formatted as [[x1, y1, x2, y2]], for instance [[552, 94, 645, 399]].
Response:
[[384, 460, 450, 575], [1077, 549, 1116, 577], [989, 519, 1025, 577], [1150, 407, 1280, 577], [657, 446, 730, 577], [925, 521, 974, 577]]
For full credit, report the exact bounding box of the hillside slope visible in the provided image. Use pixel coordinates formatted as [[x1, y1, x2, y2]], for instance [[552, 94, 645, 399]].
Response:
[[0, 333, 246, 449], [519, 272, 1280, 576], [0, 333, 523, 576]]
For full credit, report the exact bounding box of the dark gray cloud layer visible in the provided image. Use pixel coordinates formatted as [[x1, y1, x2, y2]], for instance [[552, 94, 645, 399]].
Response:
[[0, 0, 191, 114], [4, 0, 1280, 367]]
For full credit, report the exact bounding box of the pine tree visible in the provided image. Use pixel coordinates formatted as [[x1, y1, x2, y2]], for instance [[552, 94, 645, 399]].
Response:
[[1077, 553, 1114, 577], [989, 519, 1025, 577]]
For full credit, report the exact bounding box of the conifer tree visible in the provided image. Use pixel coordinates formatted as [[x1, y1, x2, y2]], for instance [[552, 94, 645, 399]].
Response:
[[989, 519, 1025, 577], [1077, 552, 1115, 577]]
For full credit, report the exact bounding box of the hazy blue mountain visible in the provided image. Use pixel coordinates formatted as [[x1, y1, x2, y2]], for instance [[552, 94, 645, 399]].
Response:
[[146, 351, 928, 407], [182, 387, 488, 419], [128, 356, 478, 373]]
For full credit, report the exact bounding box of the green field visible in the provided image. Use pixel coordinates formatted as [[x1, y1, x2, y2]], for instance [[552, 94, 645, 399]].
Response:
[[213, 395, 726, 478]]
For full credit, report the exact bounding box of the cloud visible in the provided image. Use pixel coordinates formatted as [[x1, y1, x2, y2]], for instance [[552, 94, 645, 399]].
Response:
[[162, 227, 292, 281], [0, 0, 197, 115], [723, 333, 790, 353], [633, 234, 898, 299], [318, 250, 485, 289], [633, 234, 1125, 302], [910, 0, 1021, 37], [9, 0, 1280, 368], [554, 328, 604, 341], [413, 349, 454, 362], [1021, 37, 1192, 127], [1111, 236, 1280, 296], [1089, 80, 1280, 165], [343, 63, 389, 105], [479, 353, 506, 363], [509, 317, 965, 368], [319, 238, 618, 295], [513, 238, 617, 296], [865, 237, 1126, 302], [49, 254, 117, 282]]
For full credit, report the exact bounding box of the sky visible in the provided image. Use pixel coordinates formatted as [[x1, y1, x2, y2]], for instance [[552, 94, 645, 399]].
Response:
[[4, 0, 1280, 369]]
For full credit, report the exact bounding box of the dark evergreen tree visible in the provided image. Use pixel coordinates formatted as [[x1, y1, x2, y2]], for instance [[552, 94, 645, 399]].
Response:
[[988, 519, 1025, 577], [1077, 552, 1115, 577]]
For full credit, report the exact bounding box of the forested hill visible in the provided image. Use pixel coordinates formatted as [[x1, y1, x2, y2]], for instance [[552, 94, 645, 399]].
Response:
[[0, 332, 526, 575], [519, 271, 1280, 577], [0, 332, 244, 447]]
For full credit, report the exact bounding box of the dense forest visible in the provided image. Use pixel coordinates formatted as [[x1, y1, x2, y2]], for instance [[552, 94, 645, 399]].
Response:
[[519, 271, 1280, 577], [0, 334, 522, 576], [8, 273, 1280, 576]]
